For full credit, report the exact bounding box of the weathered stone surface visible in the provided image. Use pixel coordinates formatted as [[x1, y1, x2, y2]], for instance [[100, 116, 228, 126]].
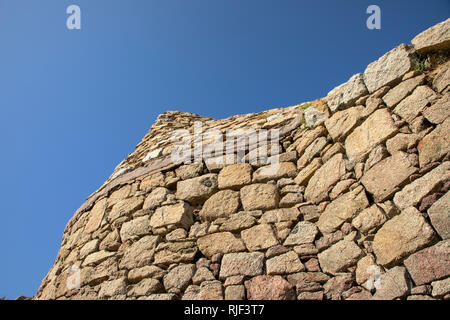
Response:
[[283, 221, 318, 246], [240, 184, 279, 211], [345, 109, 398, 162], [241, 224, 279, 251], [225, 285, 245, 300], [120, 216, 151, 242], [83, 250, 115, 267], [198, 280, 224, 300], [433, 60, 450, 93], [352, 205, 387, 235], [153, 241, 197, 265], [253, 162, 297, 182], [361, 152, 418, 202], [418, 118, 450, 167], [355, 255, 377, 285], [318, 240, 364, 274], [372, 266, 410, 300], [266, 251, 305, 275], [279, 192, 303, 207], [99, 229, 121, 251], [386, 133, 420, 154], [287, 272, 330, 293], [411, 18, 450, 54], [163, 264, 196, 292], [294, 158, 322, 186], [98, 278, 127, 299], [382, 74, 426, 107], [325, 106, 364, 141], [297, 138, 328, 169], [245, 275, 295, 300], [297, 291, 324, 300], [197, 232, 246, 259], [304, 106, 328, 128], [128, 265, 166, 283], [431, 277, 450, 297], [373, 207, 437, 266], [404, 240, 450, 286], [304, 153, 346, 204], [326, 73, 368, 112], [295, 126, 327, 156], [119, 235, 159, 269], [317, 186, 369, 234], [219, 252, 265, 279], [394, 85, 439, 123], [323, 273, 354, 300], [219, 213, 256, 232], [363, 43, 414, 93], [218, 164, 252, 189], [198, 189, 240, 221], [175, 163, 204, 180], [259, 208, 301, 224], [428, 192, 450, 240], [393, 162, 450, 210], [79, 239, 99, 260], [176, 174, 218, 203], [84, 198, 107, 233], [192, 267, 215, 285], [140, 172, 165, 190], [109, 197, 144, 222], [423, 94, 450, 124], [150, 202, 193, 230], [143, 187, 170, 210], [128, 278, 163, 296]]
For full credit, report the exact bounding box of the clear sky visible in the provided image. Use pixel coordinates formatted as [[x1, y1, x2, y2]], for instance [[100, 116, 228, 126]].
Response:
[[0, 0, 448, 299]]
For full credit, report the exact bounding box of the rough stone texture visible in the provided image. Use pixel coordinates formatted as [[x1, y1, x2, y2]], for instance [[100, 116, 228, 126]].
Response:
[[266, 251, 305, 275], [325, 106, 364, 141], [294, 158, 322, 186], [423, 94, 450, 124], [283, 221, 318, 246], [218, 164, 252, 189], [153, 241, 197, 265], [197, 232, 246, 259], [220, 252, 265, 279], [404, 240, 450, 286], [361, 152, 418, 203], [393, 162, 450, 210], [326, 73, 368, 112], [176, 174, 218, 203], [241, 224, 279, 251], [372, 266, 410, 300], [345, 109, 398, 162], [304, 153, 346, 204], [163, 264, 196, 292], [394, 85, 439, 123], [363, 43, 414, 93], [150, 202, 193, 230], [240, 184, 279, 211], [427, 191, 450, 240], [373, 207, 437, 267], [119, 235, 159, 269], [383, 74, 426, 107], [198, 189, 240, 221], [120, 216, 151, 242], [245, 275, 296, 300], [417, 118, 450, 167], [253, 162, 297, 182], [317, 186, 369, 234], [318, 240, 364, 274], [352, 205, 387, 235], [411, 18, 450, 54], [431, 277, 450, 298]]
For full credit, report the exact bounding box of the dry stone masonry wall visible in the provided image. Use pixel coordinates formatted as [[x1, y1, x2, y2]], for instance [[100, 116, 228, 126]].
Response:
[[36, 19, 450, 300]]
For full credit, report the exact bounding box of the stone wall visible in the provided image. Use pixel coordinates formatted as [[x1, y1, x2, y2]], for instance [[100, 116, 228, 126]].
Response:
[[35, 18, 450, 300]]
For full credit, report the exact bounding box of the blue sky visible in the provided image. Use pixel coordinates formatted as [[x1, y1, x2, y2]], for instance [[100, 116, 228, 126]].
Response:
[[0, 0, 448, 299]]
